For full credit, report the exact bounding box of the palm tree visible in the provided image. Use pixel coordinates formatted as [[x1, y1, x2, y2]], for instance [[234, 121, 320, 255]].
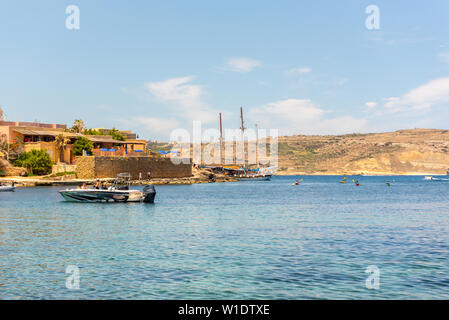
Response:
[[71, 119, 86, 133], [55, 134, 70, 163]]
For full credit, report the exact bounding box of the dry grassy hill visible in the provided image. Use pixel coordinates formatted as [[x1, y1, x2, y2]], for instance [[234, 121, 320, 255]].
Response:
[[277, 129, 449, 175], [155, 128, 449, 175]]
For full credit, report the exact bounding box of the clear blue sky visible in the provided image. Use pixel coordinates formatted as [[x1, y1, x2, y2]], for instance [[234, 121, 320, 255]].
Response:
[[1, 1, 449, 140]]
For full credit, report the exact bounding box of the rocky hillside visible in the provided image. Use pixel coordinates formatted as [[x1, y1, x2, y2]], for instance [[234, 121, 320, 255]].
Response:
[[277, 129, 449, 175]]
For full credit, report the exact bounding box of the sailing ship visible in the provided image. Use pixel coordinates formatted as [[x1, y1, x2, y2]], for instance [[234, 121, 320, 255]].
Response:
[[228, 166, 276, 181], [224, 108, 275, 181], [196, 108, 276, 181]]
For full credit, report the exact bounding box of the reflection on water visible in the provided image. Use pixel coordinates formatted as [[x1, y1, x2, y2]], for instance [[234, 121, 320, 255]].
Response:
[[1, 176, 449, 299]]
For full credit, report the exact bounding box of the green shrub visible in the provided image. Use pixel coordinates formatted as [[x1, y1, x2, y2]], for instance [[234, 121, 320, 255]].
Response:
[[84, 128, 125, 141], [14, 149, 53, 175], [84, 129, 102, 135], [109, 128, 125, 141], [73, 137, 93, 156]]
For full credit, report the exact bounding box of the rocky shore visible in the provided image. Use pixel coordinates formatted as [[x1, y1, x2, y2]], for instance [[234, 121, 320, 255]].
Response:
[[0, 167, 238, 187]]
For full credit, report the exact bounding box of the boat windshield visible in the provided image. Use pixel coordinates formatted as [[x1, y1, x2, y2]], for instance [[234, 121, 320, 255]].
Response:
[[112, 173, 132, 190]]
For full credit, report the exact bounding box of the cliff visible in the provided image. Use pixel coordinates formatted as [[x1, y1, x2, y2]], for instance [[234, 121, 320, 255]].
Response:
[[277, 129, 449, 175]]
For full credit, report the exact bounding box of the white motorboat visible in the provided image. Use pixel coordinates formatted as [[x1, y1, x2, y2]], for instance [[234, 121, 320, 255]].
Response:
[[0, 184, 15, 192], [424, 176, 449, 181], [59, 173, 156, 203]]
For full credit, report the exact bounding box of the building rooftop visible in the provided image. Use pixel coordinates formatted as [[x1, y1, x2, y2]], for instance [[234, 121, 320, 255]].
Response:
[[11, 127, 143, 144], [12, 127, 79, 138], [0, 121, 66, 129], [2, 121, 146, 144]]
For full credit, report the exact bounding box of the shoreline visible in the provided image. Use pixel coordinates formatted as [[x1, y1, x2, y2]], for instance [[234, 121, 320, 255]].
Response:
[[276, 172, 440, 176], [0, 168, 239, 187], [0, 176, 238, 187], [0, 172, 440, 187]]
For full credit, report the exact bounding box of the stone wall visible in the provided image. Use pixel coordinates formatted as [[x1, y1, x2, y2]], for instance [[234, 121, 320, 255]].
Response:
[[75, 156, 95, 179], [52, 164, 77, 174], [0, 121, 66, 129], [76, 156, 192, 179]]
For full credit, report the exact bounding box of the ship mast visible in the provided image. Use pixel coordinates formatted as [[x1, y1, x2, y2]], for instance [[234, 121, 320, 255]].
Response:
[[255, 123, 258, 167], [219, 112, 223, 166], [239, 107, 246, 167]]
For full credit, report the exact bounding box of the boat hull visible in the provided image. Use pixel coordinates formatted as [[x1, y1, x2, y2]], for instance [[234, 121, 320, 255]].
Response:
[[0, 186, 15, 192], [236, 175, 272, 181], [59, 188, 156, 203]]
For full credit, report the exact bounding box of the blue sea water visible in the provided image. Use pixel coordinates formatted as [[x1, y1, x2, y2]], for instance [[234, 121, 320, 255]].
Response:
[[1, 175, 449, 299]]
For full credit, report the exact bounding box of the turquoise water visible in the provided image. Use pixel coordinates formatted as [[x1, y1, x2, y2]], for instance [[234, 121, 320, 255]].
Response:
[[1, 175, 449, 299]]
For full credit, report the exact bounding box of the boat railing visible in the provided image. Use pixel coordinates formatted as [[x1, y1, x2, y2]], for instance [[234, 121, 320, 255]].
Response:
[[112, 173, 132, 189]]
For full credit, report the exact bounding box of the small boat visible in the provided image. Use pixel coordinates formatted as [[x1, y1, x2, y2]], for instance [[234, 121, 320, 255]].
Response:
[[59, 173, 156, 203], [234, 166, 276, 181], [339, 177, 347, 184], [237, 174, 272, 181], [424, 176, 449, 181], [0, 184, 15, 192]]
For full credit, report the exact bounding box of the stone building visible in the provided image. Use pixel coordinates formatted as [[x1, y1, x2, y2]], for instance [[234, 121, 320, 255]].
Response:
[[0, 121, 147, 164]]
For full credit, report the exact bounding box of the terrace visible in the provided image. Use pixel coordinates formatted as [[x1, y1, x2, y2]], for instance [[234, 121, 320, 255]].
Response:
[[0, 121, 148, 163]]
